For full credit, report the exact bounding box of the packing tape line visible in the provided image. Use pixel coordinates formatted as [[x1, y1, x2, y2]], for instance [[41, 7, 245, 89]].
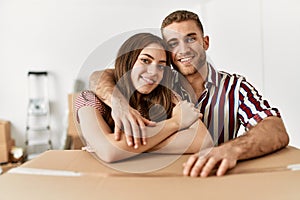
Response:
[[287, 164, 300, 171], [7, 167, 181, 177], [233, 163, 300, 174], [8, 167, 82, 177], [7, 164, 300, 177]]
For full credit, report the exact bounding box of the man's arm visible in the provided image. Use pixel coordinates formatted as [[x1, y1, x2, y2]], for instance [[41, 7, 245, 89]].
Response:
[[89, 69, 115, 107], [183, 116, 289, 177], [89, 69, 156, 146], [182, 77, 289, 177]]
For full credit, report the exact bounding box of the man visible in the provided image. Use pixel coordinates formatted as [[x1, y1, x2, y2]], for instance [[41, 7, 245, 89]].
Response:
[[90, 10, 289, 177]]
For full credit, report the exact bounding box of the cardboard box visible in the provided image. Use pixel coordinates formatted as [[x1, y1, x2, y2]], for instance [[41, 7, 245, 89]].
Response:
[[0, 144, 9, 163], [67, 93, 85, 149], [0, 120, 12, 163], [0, 120, 11, 144], [0, 139, 14, 163], [0, 146, 300, 200]]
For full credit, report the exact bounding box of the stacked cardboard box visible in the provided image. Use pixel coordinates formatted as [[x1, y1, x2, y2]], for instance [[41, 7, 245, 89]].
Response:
[[0, 120, 13, 163], [67, 93, 85, 149]]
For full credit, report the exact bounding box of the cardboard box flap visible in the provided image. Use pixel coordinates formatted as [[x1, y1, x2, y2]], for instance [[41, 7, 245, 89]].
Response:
[[19, 146, 300, 176], [1, 146, 300, 200]]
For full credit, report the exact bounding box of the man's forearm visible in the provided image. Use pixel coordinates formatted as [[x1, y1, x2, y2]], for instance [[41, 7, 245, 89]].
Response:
[[89, 69, 116, 107], [225, 116, 289, 160]]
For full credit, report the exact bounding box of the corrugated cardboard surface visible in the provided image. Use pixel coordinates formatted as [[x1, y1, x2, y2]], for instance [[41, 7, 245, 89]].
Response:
[[67, 93, 84, 149], [0, 146, 300, 200], [0, 120, 12, 163], [0, 120, 11, 144], [0, 141, 14, 164]]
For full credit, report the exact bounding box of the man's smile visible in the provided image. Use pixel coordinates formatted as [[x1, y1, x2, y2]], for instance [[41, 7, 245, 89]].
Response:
[[177, 55, 195, 65]]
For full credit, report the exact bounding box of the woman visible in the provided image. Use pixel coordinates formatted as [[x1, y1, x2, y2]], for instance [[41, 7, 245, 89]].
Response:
[[75, 33, 212, 163]]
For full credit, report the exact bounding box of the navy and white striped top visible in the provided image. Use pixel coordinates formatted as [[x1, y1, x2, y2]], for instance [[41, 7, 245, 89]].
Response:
[[171, 63, 280, 145]]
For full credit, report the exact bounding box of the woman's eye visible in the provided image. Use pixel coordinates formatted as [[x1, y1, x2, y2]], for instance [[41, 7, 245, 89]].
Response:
[[157, 65, 165, 71], [141, 58, 150, 64]]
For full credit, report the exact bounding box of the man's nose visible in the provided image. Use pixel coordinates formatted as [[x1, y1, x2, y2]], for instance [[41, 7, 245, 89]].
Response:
[[177, 41, 189, 54]]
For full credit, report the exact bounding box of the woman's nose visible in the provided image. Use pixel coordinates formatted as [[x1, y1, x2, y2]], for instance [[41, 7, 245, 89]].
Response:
[[147, 64, 159, 74]]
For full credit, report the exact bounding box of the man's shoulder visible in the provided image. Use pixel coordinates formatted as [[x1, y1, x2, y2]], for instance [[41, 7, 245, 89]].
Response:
[[213, 69, 249, 89], [218, 70, 246, 81]]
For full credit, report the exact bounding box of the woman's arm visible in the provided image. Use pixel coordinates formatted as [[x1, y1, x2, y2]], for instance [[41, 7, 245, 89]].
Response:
[[147, 119, 213, 154], [144, 92, 213, 154], [78, 101, 200, 163]]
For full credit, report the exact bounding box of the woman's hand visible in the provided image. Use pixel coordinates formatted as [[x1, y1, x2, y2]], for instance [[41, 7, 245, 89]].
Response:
[[172, 100, 202, 130]]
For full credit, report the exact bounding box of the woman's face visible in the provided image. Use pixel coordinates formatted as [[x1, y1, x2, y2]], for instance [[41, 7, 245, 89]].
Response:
[[131, 43, 167, 94]]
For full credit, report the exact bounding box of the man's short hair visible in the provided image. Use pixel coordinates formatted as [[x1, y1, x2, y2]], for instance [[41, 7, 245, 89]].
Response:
[[161, 10, 204, 35]]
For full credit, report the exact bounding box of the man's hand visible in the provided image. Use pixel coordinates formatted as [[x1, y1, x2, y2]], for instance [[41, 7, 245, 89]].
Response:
[[111, 93, 156, 149], [182, 116, 289, 177], [182, 144, 239, 177]]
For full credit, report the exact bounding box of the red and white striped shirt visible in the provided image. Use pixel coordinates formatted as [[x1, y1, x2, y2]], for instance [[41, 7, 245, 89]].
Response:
[[171, 63, 280, 145]]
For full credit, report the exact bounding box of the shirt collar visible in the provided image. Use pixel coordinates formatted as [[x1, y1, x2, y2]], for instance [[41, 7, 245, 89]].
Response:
[[205, 62, 219, 87]]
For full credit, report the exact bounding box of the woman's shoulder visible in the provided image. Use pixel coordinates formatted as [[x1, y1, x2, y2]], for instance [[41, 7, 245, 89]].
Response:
[[171, 91, 182, 104]]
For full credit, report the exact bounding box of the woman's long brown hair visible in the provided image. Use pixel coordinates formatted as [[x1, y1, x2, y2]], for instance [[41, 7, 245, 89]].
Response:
[[114, 33, 173, 122]]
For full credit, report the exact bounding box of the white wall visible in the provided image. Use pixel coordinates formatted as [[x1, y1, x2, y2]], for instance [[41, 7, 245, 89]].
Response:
[[0, 0, 205, 149], [262, 0, 300, 148], [0, 0, 299, 148]]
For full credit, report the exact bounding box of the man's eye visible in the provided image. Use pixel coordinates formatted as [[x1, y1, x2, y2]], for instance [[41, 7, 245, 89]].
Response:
[[168, 41, 178, 48], [186, 37, 196, 43]]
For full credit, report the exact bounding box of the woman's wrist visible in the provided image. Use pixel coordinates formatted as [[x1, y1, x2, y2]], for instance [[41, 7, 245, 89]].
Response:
[[169, 115, 180, 131]]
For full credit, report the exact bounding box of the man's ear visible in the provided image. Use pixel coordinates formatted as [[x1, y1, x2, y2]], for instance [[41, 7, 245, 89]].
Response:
[[203, 36, 209, 50]]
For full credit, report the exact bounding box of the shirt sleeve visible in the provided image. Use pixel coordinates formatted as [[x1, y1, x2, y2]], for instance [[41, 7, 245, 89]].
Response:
[[75, 90, 110, 123], [238, 79, 281, 130]]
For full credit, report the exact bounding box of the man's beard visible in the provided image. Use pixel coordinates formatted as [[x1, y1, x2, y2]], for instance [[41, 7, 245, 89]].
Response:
[[179, 65, 198, 76], [178, 57, 206, 76]]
